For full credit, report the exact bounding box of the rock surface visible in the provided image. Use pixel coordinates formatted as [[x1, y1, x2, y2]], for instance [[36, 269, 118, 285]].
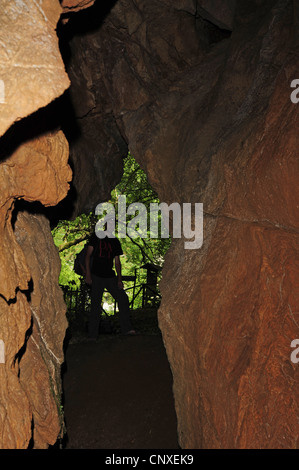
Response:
[[14, 211, 68, 448], [0, 1, 71, 449], [61, 0, 96, 14], [0, 0, 69, 136], [0, 0, 298, 450], [0, 128, 71, 448], [63, 0, 299, 448]]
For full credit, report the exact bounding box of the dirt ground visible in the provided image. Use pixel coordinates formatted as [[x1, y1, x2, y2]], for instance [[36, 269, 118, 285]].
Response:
[[62, 328, 179, 449]]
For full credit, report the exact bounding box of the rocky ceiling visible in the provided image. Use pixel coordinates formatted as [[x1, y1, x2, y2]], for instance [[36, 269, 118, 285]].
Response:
[[0, 0, 298, 449]]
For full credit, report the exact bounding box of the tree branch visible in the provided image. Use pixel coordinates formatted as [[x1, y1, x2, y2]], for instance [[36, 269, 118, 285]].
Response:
[[125, 233, 154, 265], [58, 234, 89, 253]]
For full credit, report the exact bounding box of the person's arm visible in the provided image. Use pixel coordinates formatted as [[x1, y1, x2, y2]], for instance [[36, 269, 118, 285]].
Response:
[[114, 256, 124, 289], [85, 245, 94, 285]]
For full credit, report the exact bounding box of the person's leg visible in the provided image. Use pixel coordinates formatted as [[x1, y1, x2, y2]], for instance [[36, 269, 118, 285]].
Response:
[[105, 277, 134, 334], [88, 275, 104, 339]]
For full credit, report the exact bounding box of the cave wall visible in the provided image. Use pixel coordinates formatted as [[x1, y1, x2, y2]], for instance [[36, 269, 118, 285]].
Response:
[[0, 127, 70, 448], [63, 0, 299, 448], [0, 1, 71, 448], [0, 0, 298, 449]]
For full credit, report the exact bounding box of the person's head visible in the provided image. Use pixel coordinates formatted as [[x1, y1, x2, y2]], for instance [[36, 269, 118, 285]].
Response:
[[95, 212, 116, 239], [104, 215, 115, 237]]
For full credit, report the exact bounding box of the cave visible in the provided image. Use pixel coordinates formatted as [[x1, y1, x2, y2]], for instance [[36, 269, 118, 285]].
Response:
[[0, 0, 298, 449]]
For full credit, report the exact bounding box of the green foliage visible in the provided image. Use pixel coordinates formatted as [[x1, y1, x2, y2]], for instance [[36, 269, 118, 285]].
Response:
[[110, 152, 171, 268], [113, 152, 158, 207], [52, 212, 95, 288], [52, 152, 171, 309]]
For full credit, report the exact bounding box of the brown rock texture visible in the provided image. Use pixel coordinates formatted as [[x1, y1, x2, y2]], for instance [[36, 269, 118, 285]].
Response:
[[61, 0, 96, 14], [0, 129, 71, 448], [0, 130, 71, 302], [0, 0, 70, 137], [14, 210, 68, 448], [0, 0, 298, 450], [63, 0, 299, 448], [0, 1, 72, 449], [196, 0, 236, 30]]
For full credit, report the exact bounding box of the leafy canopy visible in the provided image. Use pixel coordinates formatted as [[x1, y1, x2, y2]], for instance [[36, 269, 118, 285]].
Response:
[[52, 153, 171, 298]]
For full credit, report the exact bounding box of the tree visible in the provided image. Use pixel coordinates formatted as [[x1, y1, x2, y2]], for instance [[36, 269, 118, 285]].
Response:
[[110, 152, 171, 268], [52, 212, 95, 288], [51, 152, 171, 307]]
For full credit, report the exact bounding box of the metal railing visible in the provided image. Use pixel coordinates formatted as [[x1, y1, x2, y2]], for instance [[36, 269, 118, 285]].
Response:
[[61, 274, 161, 321]]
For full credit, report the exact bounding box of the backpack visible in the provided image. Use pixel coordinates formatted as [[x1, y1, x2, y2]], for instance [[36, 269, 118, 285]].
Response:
[[74, 243, 96, 276], [74, 245, 88, 276]]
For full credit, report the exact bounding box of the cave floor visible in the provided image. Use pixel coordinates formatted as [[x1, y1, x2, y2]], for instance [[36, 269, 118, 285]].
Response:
[[62, 331, 179, 449]]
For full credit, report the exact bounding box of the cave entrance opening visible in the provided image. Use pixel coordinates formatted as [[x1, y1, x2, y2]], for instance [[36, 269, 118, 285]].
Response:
[[54, 152, 178, 449], [53, 152, 171, 336]]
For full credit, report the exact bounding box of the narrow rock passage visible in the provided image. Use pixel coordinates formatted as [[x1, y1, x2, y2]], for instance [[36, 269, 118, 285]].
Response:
[[62, 334, 179, 449]]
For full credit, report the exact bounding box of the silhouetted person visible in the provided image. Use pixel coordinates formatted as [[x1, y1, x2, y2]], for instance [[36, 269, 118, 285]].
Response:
[[85, 220, 136, 339]]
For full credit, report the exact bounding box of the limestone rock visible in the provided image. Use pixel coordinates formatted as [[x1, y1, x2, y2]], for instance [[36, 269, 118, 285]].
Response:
[[0, 129, 71, 302], [0, 0, 70, 137], [0, 129, 71, 448], [197, 0, 236, 30], [14, 211, 68, 448], [63, 0, 299, 448], [0, 0, 72, 449], [61, 0, 96, 14], [0, 0, 298, 450]]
